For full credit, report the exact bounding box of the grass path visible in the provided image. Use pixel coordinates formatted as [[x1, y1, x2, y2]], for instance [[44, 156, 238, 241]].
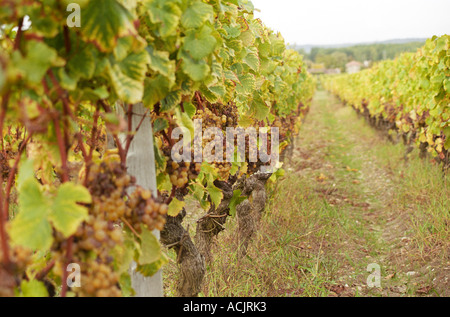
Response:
[[164, 90, 449, 297]]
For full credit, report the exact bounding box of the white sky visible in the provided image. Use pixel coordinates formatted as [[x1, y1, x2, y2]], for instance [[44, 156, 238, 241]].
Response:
[[252, 0, 450, 46]]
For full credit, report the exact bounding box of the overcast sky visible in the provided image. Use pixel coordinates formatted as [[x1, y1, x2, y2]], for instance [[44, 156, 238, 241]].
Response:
[[252, 0, 450, 46]]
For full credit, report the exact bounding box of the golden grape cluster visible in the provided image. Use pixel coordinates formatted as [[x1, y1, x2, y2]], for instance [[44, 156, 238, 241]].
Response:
[[76, 259, 121, 297], [51, 158, 167, 297], [192, 101, 240, 180], [126, 186, 167, 233]]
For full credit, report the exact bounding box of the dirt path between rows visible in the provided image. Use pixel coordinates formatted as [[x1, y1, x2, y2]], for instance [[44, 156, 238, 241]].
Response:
[[286, 90, 449, 297]]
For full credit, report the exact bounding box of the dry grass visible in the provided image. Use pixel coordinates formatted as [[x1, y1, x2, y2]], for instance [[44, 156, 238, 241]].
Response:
[[162, 90, 449, 297]]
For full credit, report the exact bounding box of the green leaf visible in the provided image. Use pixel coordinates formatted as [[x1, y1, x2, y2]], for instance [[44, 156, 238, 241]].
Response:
[[49, 182, 91, 238], [17, 159, 36, 190], [118, 50, 150, 82], [81, 0, 138, 52], [143, 75, 172, 108], [251, 93, 270, 121], [181, 1, 214, 29], [146, 45, 175, 79], [13, 41, 65, 84], [58, 68, 78, 91], [156, 172, 172, 192], [183, 102, 197, 119], [243, 52, 260, 72], [119, 273, 135, 297], [145, 0, 181, 38], [229, 189, 247, 217], [207, 184, 223, 207], [191, 182, 206, 202], [136, 252, 169, 277], [28, 8, 59, 37], [167, 197, 185, 217], [139, 227, 161, 265], [175, 108, 195, 140], [444, 79, 450, 92], [107, 50, 150, 104], [9, 179, 53, 251], [161, 90, 182, 112], [223, 25, 241, 39], [112, 240, 134, 275], [183, 26, 217, 60], [67, 45, 96, 80], [207, 85, 226, 99], [182, 57, 210, 81], [20, 280, 49, 297], [153, 117, 169, 134], [236, 73, 256, 95]]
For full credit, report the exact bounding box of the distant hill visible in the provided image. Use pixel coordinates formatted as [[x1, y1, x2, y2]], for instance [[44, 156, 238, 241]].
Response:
[[292, 38, 427, 54], [297, 39, 427, 72]]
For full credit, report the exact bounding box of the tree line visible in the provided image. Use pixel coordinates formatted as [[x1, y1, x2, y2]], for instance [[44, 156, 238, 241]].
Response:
[[300, 41, 425, 71]]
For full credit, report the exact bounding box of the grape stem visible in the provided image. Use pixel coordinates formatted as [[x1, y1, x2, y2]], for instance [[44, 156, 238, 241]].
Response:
[[165, 186, 177, 205], [0, 132, 31, 270], [124, 105, 150, 156], [120, 217, 141, 239], [36, 259, 56, 280], [98, 100, 127, 167]]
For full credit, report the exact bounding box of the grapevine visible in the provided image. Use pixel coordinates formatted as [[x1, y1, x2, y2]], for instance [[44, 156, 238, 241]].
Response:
[[322, 35, 450, 166], [0, 0, 315, 297]]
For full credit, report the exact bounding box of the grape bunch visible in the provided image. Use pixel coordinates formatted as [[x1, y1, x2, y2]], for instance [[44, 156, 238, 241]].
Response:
[[74, 259, 121, 297], [192, 100, 239, 179], [0, 245, 33, 274], [0, 152, 11, 180], [166, 159, 202, 188], [160, 140, 202, 189], [213, 162, 233, 180], [50, 158, 168, 297], [125, 186, 168, 233], [193, 101, 239, 131]]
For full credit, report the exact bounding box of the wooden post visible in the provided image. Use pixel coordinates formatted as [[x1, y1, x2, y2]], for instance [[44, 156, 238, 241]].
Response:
[[118, 102, 163, 297]]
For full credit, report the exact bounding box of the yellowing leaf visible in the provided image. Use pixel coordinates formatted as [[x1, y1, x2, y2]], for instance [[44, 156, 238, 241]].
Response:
[[139, 227, 161, 265], [49, 182, 91, 238], [20, 280, 49, 297], [168, 197, 185, 217]]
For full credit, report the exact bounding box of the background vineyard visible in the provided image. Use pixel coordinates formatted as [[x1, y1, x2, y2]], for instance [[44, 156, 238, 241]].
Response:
[[0, 0, 315, 297], [0, 0, 448, 298]]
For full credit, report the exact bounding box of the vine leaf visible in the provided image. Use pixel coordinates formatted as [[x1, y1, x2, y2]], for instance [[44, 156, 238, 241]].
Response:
[[19, 280, 49, 297], [119, 273, 134, 297], [167, 197, 185, 217], [12, 41, 64, 84], [228, 189, 246, 217], [236, 73, 256, 95], [66, 44, 96, 80], [9, 159, 53, 251], [112, 236, 135, 275], [146, 45, 176, 80], [183, 26, 217, 61], [81, 0, 138, 52], [182, 56, 210, 81], [138, 227, 161, 265], [207, 183, 223, 207], [48, 182, 91, 238], [145, 0, 181, 38], [243, 51, 260, 72], [107, 50, 150, 104], [181, 1, 214, 29], [143, 75, 172, 108], [251, 92, 270, 121], [136, 252, 169, 277]]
